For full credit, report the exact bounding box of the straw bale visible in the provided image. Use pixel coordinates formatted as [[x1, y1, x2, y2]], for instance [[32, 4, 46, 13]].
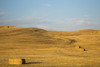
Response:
[[8, 59, 25, 65]]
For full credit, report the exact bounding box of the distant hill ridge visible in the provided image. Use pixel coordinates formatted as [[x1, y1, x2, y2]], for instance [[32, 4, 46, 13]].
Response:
[[0, 25, 21, 29], [0, 25, 100, 35], [0, 25, 99, 31], [77, 29, 98, 32]]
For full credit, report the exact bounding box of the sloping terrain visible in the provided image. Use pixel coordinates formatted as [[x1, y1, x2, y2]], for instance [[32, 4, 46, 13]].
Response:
[[0, 25, 100, 67], [0, 25, 72, 49]]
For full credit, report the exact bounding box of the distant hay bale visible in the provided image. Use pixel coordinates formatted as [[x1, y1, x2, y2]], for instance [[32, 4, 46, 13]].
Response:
[[8, 26, 9, 28], [8, 59, 25, 65], [79, 48, 85, 51], [75, 45, 81, 49]]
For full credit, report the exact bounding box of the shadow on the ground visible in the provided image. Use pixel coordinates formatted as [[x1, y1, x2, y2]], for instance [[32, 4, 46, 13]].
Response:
[[26, 62, 42, 64]]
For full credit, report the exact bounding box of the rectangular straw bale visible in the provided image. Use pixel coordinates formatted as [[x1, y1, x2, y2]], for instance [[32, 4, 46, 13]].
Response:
[[9, 59, 25, 65]]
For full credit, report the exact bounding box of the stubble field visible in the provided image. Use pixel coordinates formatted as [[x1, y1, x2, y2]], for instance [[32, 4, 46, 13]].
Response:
[[0, 25, 100, 67]]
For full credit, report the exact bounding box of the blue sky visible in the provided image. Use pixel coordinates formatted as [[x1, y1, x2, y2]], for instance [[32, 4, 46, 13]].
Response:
[[0, 0, 100, 31]]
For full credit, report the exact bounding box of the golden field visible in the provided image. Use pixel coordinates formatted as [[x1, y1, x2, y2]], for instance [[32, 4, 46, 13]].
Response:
[[0, 25, 100, 67]]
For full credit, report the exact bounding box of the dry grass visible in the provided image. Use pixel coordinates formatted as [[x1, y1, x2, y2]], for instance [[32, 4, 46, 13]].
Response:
[[0, 25, 100, 67]]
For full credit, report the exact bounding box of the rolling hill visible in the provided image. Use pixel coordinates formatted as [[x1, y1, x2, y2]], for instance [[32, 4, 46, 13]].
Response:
[[0, 25, 100, 67]]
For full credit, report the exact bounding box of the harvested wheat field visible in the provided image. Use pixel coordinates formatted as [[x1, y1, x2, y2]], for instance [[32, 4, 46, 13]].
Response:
[[0, 25, 100, 67]]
